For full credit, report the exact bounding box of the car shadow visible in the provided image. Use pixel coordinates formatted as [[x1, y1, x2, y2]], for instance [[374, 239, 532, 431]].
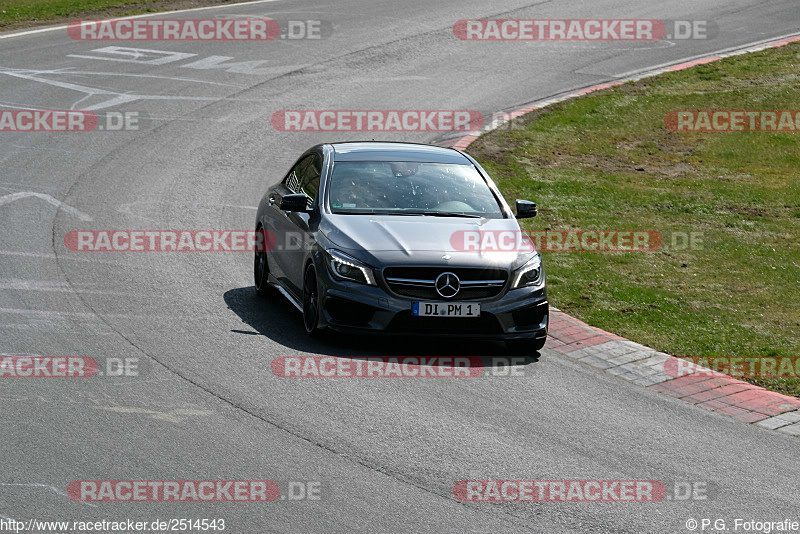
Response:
[[223, 286, 541, 370]]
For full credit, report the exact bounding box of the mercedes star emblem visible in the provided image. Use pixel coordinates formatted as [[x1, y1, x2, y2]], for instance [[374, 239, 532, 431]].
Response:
[[434, 272, 461, 298]]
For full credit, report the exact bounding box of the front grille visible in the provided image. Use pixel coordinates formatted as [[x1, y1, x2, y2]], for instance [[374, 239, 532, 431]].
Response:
[[382, 266, 507, 300], [386, 311, 503, 335]]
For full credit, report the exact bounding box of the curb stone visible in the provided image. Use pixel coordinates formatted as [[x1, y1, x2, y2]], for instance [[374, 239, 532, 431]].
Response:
[[435, 33, 800, 434]]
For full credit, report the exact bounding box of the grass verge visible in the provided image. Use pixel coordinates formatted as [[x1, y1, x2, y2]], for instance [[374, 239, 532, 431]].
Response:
[[470, 43, 800, 397], [0, 0, 247, 31]]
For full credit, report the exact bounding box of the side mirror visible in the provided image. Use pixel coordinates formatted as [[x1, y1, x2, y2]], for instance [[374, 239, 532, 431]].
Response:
[[280, 193, 311, 212], [515, 199, 537, 219]]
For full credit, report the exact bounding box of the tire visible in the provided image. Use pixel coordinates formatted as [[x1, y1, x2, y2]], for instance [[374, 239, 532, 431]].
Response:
[[505, 337, 547, 354], [254, 227, 271, 297], [302, 264, 322, 336]]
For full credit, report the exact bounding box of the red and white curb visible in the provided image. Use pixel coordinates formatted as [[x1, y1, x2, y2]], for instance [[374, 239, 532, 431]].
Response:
[[435, 32, 800, 435], [545, 309, 800, 435]]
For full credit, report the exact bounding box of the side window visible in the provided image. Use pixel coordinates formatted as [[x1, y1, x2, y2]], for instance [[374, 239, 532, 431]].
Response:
[[284, 162, 302, 193], [284, 155, 321, 207], [298, 154, 322, 206]]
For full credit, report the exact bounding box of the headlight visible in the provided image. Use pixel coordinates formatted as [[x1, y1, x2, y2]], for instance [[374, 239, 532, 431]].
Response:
[[325, 249, 376, 286], [511, 254, 543, 288]]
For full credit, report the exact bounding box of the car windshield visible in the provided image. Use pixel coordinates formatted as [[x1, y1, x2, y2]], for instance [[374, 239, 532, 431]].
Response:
[[327, 161, 505, 218]]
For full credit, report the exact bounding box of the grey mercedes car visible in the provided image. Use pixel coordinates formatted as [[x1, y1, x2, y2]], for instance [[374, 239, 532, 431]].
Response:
[[254, 142, 548, 352]]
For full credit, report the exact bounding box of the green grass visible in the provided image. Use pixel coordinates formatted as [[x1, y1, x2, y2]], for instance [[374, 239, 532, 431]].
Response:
[[470, 43, 800, 397], [0, 0, 236, 29]]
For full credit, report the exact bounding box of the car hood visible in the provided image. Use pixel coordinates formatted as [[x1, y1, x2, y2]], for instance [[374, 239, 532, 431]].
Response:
[[321, 214, 532, 267]]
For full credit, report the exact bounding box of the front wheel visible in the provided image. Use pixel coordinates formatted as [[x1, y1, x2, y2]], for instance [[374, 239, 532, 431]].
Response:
[[505, 337, 547, 354], [302, 265, 322, 336], [254, 227, 271, 297]]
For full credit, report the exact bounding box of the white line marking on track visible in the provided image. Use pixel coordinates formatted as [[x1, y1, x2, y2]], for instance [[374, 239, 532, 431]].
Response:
[[0, 66, 286, 110], [0, 192, 93, 221], [1, 66, 246, 89]]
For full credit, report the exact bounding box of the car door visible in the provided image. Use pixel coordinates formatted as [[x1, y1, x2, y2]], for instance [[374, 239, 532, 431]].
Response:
[[267, 152, 322, 297]]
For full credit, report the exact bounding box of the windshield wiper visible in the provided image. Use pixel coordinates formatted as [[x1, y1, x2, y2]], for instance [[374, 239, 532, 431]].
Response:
[[333, 209, 484, 218], [334, 209, 379, 215], [398, 210, 483, 218]]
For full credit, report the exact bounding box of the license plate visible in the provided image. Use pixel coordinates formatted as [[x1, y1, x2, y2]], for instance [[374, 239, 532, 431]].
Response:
[[412, 302, 480, 317]]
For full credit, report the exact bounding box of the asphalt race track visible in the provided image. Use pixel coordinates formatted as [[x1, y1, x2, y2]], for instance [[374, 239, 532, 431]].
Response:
[[1, 1, 799, 532]]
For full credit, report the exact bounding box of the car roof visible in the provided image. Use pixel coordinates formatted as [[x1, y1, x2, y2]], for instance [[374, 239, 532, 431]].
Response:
[[329, 142, 470, 164]]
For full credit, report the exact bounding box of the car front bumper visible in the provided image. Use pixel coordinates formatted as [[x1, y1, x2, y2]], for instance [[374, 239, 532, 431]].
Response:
[[316, 264, 548, 340]]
